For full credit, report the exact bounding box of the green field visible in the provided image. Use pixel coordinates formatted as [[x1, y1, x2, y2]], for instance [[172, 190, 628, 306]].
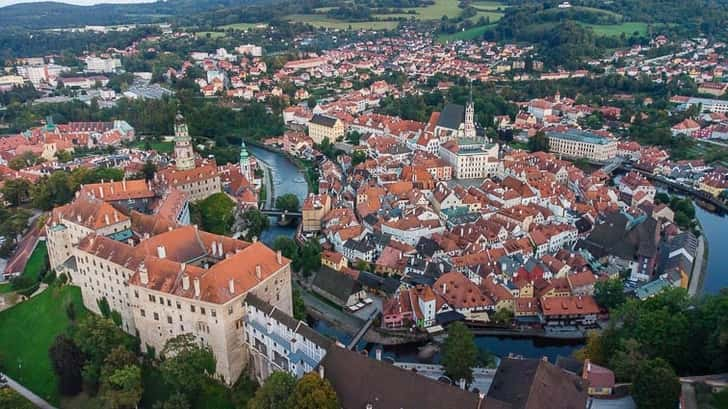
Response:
[[0, 284, 88, 405], [471, 10, 504, 23], [196, 31, 227, 39], [0, 282, 12, 293], [438, 23, 497, 42], [22, 241, 47, 282], [219, 22, 268, 31], [472, 1, 508, 10], [133, 140, 174, 154], [285, 14, 398, 30], [414, 0, 462, 19], [580, 22, 648, 36]]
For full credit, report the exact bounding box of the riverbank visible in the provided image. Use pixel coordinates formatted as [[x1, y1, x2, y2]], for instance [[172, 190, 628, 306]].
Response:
[[466, 325, 587, 340]]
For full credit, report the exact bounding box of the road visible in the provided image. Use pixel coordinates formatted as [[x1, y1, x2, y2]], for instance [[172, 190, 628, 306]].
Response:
[[688, 235, 706, 296], [258, 160, 275, 210], [1, 372, 57, 409]]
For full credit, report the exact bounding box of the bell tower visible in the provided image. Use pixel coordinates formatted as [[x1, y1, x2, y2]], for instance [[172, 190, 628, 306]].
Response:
[[174, 112, 195, 171]]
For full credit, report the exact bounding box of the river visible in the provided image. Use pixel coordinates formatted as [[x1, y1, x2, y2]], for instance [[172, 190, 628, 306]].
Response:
[[694, 205, 728, 294], [248, 146, 307, 246], [252, 148, 728, 363]]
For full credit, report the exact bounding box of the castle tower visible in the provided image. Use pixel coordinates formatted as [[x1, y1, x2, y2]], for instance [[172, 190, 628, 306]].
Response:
[[463, 82, 476, 138], [239, 140, 252, 181], [174, 112, 195, 171]]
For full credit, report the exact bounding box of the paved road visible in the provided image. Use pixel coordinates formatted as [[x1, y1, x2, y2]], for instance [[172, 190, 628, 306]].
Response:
[[688, 235, 705, 296], [1, 372, 57, 409], [681, 382, 698, 409]]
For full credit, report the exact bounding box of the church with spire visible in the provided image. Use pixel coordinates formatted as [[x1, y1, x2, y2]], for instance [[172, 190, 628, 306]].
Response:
[[433, 83, 485, 142]]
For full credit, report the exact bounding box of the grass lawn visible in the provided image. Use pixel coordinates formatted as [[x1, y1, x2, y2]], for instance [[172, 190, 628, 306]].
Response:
[[285, 14, 398, 30], [0, 282, 12, 293], [472, 1, 507, 9], [438, 23, 496, 42], [0, 284, 87, 405], [416, 0, 462, 19], [196, 31, 227, 39], [470, 10, 504, 23], [22, 241, 47, 282], [133, 140, 174, 154], [218, 22, 268, 31], [580, 22, 648, 36]]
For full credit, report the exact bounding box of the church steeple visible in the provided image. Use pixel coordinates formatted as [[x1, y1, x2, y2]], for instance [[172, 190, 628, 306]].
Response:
[[463, 81, 476, 138], [174, 112, 195, 171], [239, 140, 252, 181]]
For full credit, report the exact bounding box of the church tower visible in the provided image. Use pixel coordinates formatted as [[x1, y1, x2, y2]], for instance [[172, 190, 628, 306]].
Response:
[[239, 140, 252, 181], [174, 112, 195, 171], [463, 83, 476, 138]]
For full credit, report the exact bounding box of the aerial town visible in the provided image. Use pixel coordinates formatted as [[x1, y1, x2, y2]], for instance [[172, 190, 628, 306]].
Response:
[[0, 1, 727, 409]]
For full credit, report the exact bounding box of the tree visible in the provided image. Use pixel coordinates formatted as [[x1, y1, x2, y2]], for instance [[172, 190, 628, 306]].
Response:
[[273, 236, 298, 260], [609, 338, 645, 382], [8, 151, 39, 170], [142, 160, 158, 180], [248, 371, 296, 409], [275, 193, 300, 212], [631, 358, 681, 409], [574, 330, 609, 365], [492, 308, 514, 325], [1, 178, 31, 206], [153, 393, 191, 409], [594, 278, 626, 310], [101, 364, 142, 409], [441, 322, 478, 385], [49, 335, 85, 396], [56, 149, 73, 163], [71, 315, 134, 392], [527, 131, 549, 152], [288, 372, 339, 409], [196, 192, 235, 235], [351, 151, 367, 166], [159, 334, 216, 397], [242, 208, 269, 241], [295, 240, 321, 277], [293, 287, 306, 320]]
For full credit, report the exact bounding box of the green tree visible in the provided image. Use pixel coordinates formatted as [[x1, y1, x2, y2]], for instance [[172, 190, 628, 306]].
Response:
[[273, 236, 298, 260], [492, 308, 514, 325], [242, 208, 269, 241], [441, 322, 478, 385], [153, 392, 191, 409], [609, 338, 645, 382], [8, 151, 40, 170], [275, 193, 300, 212], [594, 278, 626, 310], [288, 372, 339, 409], [293, 287, 306, 321], [196, 192, 235, 235], [1, 178, 31, 206], [631, 358, 681, 409], [248, 371, 296, 409], [142, 160, 157, 181], [71, 315, 134, 392], [295, 240, 321, 277], [48, 334, 85, 396], [527, 130, 549, 152], [56, 149, 73, 163], [159, 334, 216, 397], [101, 364, 142, 409], [351, 151, 367, 166]]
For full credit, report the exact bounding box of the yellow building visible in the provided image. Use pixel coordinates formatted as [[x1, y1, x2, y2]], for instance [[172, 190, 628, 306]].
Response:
[[301, 193, 332, 233], [308, 114, 344, 144]]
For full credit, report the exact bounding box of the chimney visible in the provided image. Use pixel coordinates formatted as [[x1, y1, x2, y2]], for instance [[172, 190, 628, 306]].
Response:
[[127, 238, 134, 246], [139, 263, 148, 285], [252, 236, 258, 243], [229, 279, 235, 295], [211, 242, 217, 257], [122, 178, 127, 191], [318, 365, 325, 380], [104, 214, 110, 225], [442, 283, 447, 294], [375, 348, 382, 361], [113, 211, 119, 223], [217, 242, 224, 257], [276, 250, 282, 265], [182, 274, 190, 291], [459, 378, 466, 390], [157, 245, 166, 259], [98, 186, 104, 198], [193, 278, 200, 298], [255, 265, 262, 280]]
